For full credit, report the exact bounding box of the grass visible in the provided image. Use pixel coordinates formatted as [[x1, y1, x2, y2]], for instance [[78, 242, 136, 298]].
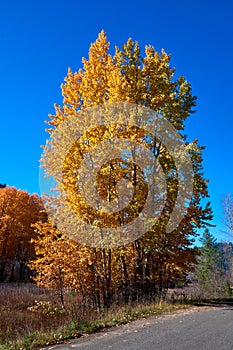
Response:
[[0, 283, 70, 349], [0, 283, 193, 350]]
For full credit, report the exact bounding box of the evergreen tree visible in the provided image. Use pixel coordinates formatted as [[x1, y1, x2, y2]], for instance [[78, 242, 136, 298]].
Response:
[[196, 229, 224, 296]]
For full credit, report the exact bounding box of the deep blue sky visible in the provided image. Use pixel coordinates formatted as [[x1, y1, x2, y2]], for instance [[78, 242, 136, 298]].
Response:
[[1, 0, 232, 241]]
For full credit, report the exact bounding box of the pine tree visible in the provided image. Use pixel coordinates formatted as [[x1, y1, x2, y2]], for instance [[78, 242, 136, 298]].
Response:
[[196, 229, 224, 296]]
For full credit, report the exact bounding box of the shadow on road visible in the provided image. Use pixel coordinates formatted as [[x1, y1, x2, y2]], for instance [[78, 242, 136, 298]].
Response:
[[193, 297, 233, 309]]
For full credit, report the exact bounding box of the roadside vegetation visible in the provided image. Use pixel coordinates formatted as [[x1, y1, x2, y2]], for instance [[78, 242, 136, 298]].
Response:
[[0, 281, 232, 350], [0, 283, 197, 350]]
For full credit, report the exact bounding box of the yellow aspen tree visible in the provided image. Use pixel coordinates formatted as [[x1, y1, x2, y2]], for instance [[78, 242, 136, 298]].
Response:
[[35, 31, 213, 306]]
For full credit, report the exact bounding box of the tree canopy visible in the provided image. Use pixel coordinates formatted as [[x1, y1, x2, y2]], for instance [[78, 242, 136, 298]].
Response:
[[35, 31, 213, 307]]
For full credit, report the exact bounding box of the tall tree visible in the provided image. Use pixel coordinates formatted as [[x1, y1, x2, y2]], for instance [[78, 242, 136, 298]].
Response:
[[36, 31, 213, 306]]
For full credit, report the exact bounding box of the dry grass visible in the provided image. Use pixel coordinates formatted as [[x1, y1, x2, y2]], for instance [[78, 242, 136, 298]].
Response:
[[0, 283, 69, 346], [0, 283, 191, 350]]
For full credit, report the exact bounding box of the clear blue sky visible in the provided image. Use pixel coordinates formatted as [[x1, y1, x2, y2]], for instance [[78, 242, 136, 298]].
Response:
[[0, 0, 232, 241]]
